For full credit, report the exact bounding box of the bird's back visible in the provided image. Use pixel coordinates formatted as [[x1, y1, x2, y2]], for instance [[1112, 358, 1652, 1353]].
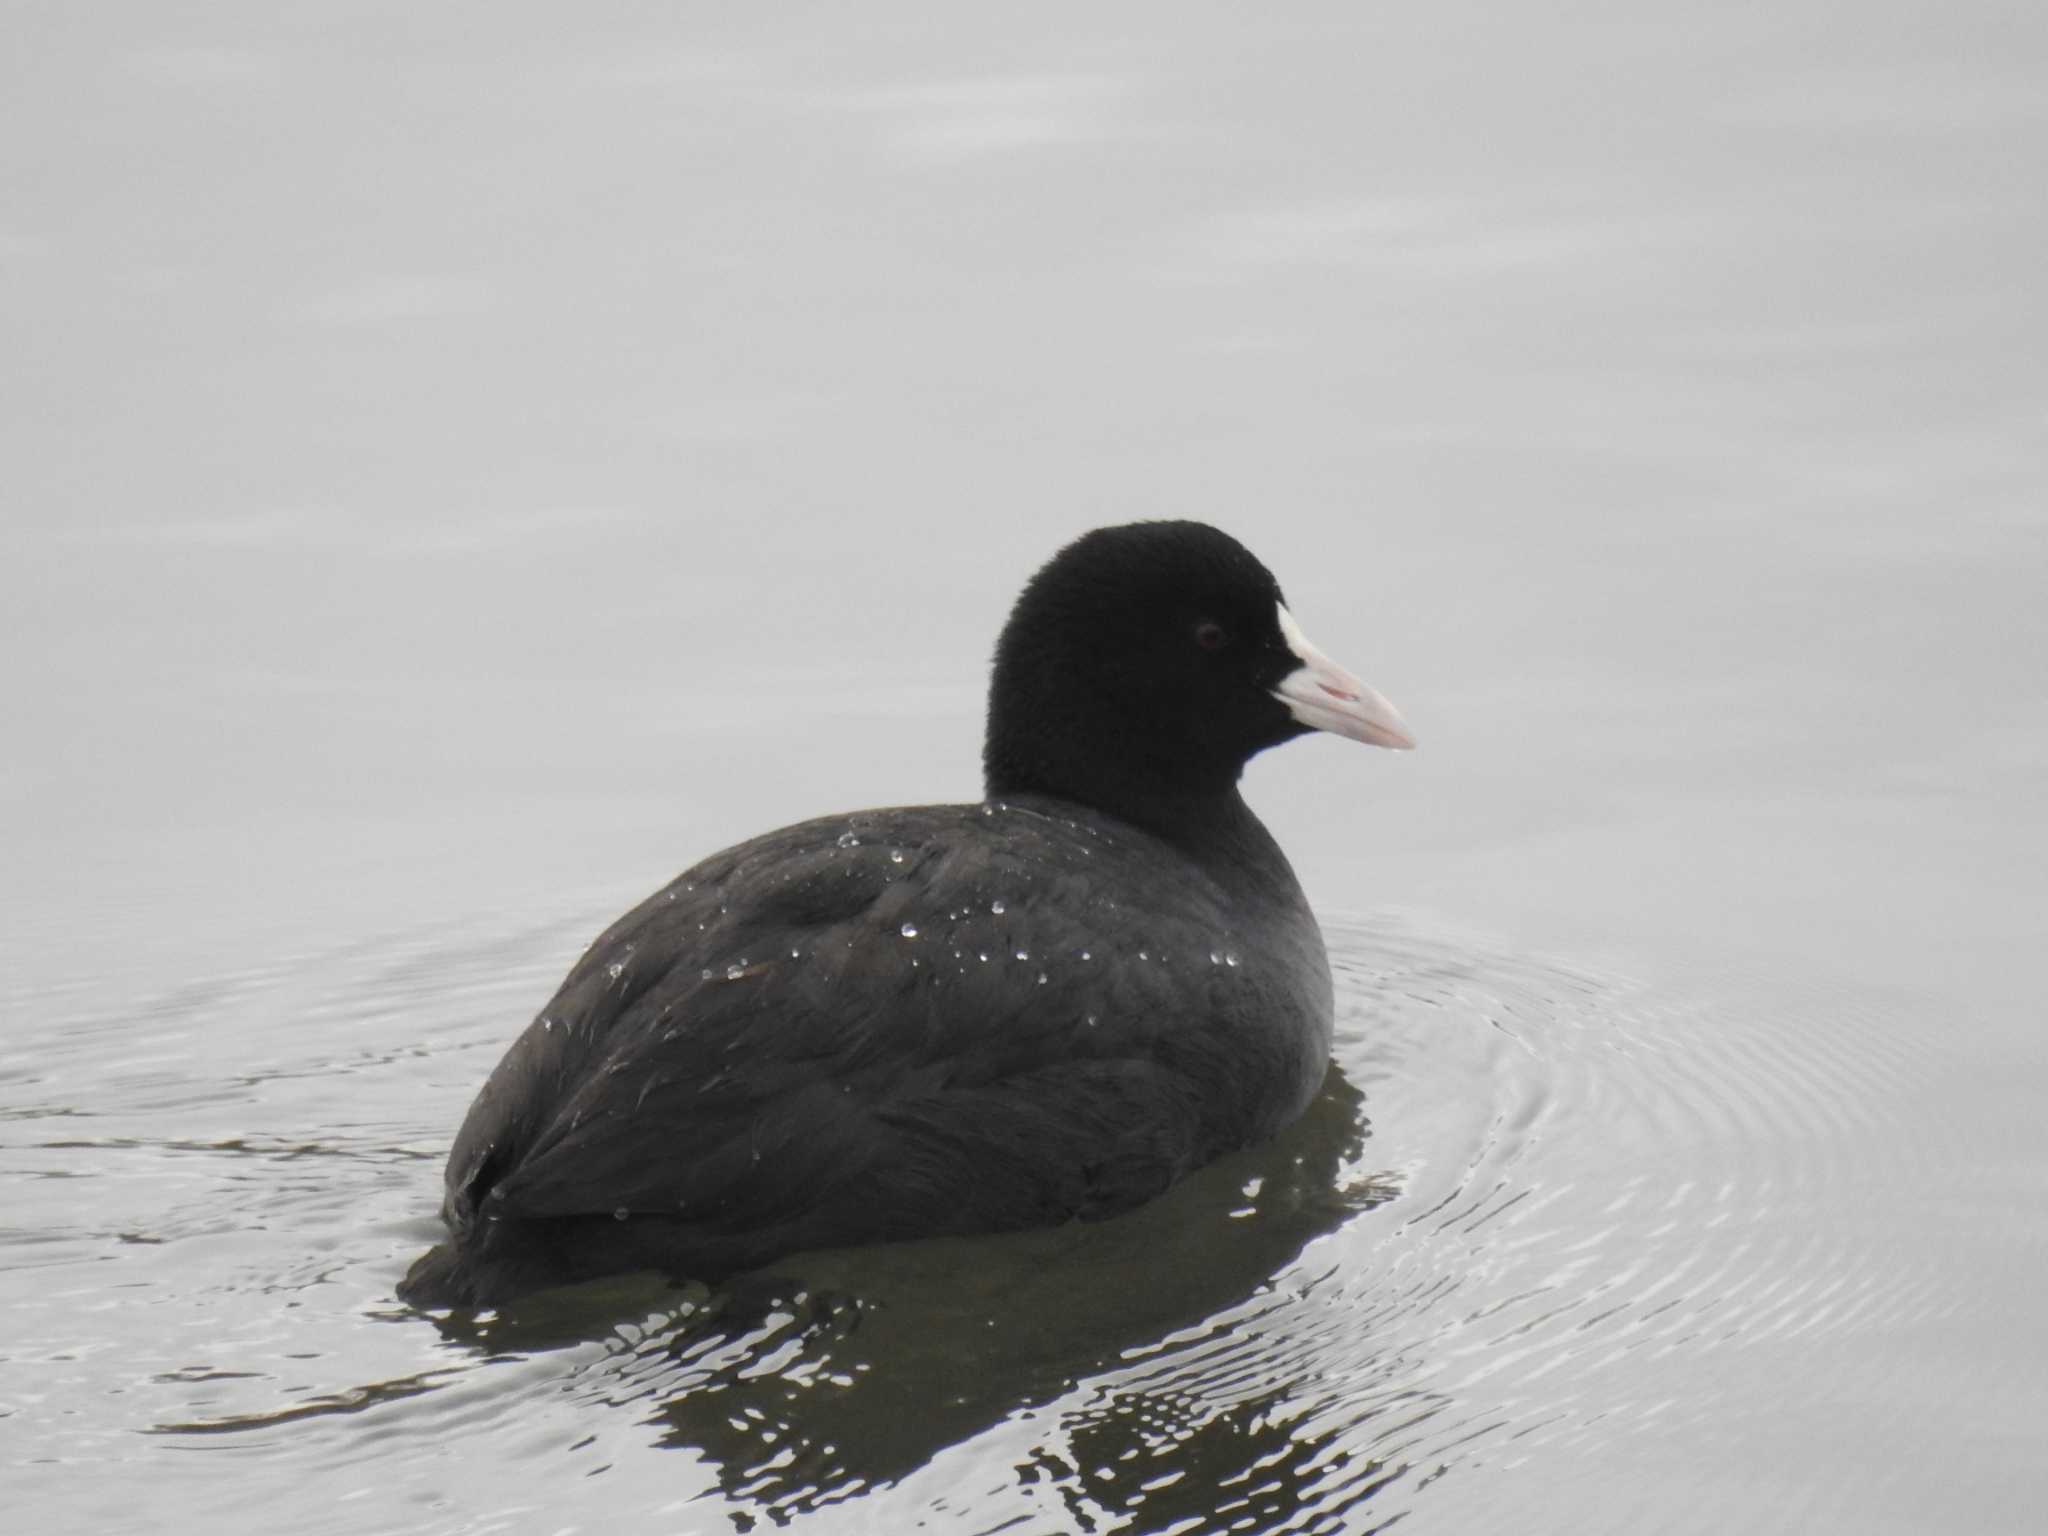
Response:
[[400, 797, 1332, 1307]]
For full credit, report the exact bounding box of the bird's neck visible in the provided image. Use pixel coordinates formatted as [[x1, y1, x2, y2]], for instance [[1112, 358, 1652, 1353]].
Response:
[[988, 766, 1304, 906]]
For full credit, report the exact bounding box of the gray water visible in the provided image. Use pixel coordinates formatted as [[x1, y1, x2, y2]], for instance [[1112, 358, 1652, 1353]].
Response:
[[5, 4, 2045, 1532]]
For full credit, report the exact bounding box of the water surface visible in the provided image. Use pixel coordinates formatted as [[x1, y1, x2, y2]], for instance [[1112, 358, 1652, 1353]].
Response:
[[4, 3, 2045, 1532], [6, 907, 2039, 1533]]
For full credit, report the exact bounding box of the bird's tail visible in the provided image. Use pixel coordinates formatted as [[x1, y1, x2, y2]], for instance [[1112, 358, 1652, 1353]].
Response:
[[395, 1239, 473, 1308]]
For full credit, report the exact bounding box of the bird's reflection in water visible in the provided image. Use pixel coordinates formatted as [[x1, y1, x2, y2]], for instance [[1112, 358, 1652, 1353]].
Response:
[[432, 1064, 1390, 1529]]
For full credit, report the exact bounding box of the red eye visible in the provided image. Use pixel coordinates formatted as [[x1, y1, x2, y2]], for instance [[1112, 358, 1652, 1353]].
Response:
[[1195, 621, 1229, 651]]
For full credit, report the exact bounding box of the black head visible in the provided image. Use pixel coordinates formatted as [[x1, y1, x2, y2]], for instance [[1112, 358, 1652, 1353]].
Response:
[[982, 522, 1411, 823]]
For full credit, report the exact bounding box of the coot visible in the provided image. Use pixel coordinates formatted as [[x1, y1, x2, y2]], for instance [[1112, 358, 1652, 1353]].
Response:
[[399, 521, 1413, 1307]]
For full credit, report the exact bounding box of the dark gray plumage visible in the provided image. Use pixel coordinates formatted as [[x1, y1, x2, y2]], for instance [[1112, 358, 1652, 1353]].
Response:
[[399, 522, 1411, 1307]]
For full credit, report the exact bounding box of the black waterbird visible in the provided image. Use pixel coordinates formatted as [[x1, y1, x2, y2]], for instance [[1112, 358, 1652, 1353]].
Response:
[[399, 521, 1413, 1307]]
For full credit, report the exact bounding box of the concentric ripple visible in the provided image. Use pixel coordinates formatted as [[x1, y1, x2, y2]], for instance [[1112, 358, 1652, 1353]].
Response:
[[1, 906, 1975, 1535]]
